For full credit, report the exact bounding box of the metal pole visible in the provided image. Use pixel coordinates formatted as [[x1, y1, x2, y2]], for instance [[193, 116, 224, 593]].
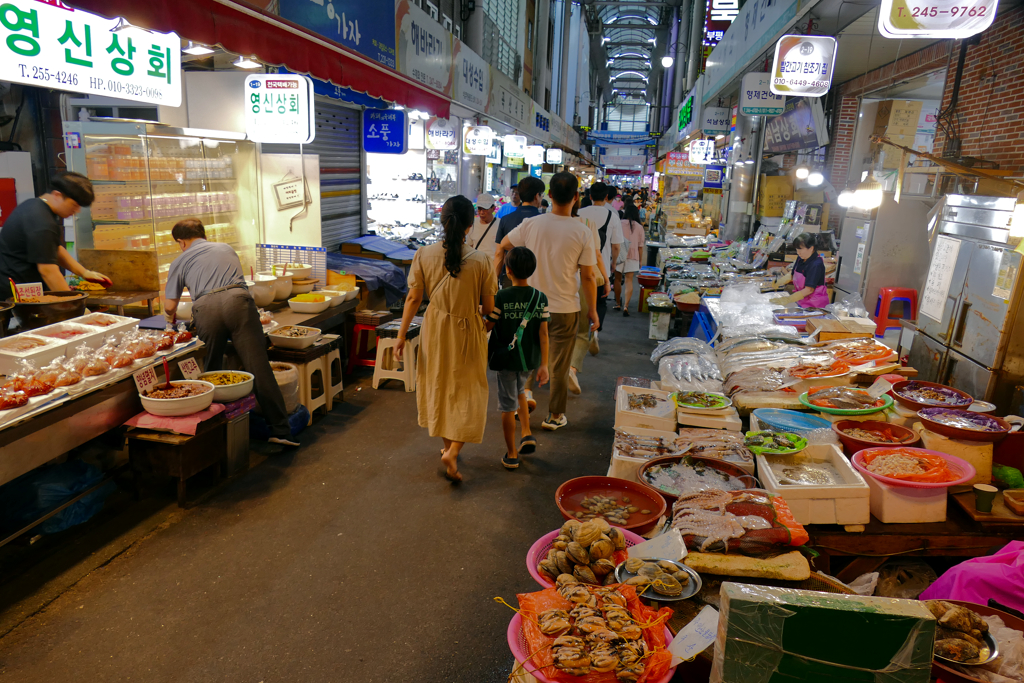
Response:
[[747, 116, 766, 240], [685, 0, 703, 91]]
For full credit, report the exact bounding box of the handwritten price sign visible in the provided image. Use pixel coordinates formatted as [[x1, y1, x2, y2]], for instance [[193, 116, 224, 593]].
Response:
[[178, 358, 202, 380], [879, 0, 998, 38], [133, 366, 158, 395], [14, 282, 43, 300]]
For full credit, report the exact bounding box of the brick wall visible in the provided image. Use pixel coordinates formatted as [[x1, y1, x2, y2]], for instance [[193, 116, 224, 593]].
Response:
[[932, 5, 1024, 170]]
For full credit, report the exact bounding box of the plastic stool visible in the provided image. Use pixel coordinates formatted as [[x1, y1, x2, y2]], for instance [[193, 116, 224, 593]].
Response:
[[324, 346, 343, 410], [638, 286, 657, 313], [294, 359, 326, 425], [873, 287, 918, 337], [347, 323, 378, 374], [372, 336, 419, 391]]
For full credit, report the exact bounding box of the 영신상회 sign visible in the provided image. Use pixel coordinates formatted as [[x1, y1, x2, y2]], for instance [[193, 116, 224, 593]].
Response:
[[244, 74, 315, 144]]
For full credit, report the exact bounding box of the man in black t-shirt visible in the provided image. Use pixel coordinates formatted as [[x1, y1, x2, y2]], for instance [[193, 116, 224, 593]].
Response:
[[0, 172, 111, 297]]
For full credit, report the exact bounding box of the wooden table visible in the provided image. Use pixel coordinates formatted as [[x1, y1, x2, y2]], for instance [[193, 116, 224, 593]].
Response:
[[806, 504, 1024, 583], [87, 290, 160, 316], [127, 413, 226, 507]]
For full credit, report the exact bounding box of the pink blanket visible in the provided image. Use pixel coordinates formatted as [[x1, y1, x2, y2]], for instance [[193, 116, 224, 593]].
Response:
[[920, 540, 1024, 612], [125, 403, 226, 436]]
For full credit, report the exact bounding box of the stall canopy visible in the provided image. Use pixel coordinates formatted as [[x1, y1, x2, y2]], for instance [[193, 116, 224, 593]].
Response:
[[68, 0, 450, 118]]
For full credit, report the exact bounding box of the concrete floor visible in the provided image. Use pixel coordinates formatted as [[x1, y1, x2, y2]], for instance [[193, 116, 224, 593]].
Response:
[[0, 291, 668, 683]]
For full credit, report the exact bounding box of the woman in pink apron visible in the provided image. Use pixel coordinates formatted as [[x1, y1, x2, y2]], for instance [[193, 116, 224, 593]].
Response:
[[772, 233, 830, 308]]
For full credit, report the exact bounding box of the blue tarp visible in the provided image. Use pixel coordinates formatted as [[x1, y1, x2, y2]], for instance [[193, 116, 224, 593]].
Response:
[[325, 253, 408, 305]]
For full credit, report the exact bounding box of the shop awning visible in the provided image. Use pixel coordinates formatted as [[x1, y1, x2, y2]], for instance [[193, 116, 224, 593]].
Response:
[[67, 0, 450, 117]]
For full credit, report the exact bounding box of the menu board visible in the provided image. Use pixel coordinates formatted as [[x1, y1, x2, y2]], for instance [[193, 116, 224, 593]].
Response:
[[920, 235, 961, 321]]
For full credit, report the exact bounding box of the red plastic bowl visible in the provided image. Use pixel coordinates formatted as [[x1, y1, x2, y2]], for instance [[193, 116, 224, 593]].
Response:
[[636, 455, 759, 505], [917, 407, 1010, 442], [526, 527, 646, 588], [891, 380, 973, 412], [554, 476, 666, 535], [851, 447, 975, 489], [832, 419, 920, 455], [638, 275, 662, 289]]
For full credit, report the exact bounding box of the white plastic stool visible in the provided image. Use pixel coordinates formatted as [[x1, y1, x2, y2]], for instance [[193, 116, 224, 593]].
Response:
[[324, 346, 343, 410], [296, 359, 327, 424], [372, 336, 418, 392]]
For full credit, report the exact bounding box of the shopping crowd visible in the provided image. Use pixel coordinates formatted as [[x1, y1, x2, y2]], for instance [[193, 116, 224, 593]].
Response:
[[395, 173, 653, 483]]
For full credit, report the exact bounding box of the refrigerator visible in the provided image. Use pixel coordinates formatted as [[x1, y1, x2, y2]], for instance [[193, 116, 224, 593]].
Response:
[[834, 193, 935, 314], [907, 194, 1024, 410]]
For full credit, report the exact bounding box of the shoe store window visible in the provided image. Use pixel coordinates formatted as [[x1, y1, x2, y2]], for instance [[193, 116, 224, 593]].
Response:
[[366, 117, 429, 238]]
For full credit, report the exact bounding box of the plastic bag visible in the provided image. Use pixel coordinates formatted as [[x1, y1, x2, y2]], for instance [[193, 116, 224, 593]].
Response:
[[827, 292, 869, 319], [659, 355, 723, 385], [0, 460, 114, 535], [802, 428, 840, 446], [847, 572, 880, 596], [874, 560, 937, 598], [268, 362, 300, 414], [921, 540, 1024, 612], [651, 337, 715, 364]]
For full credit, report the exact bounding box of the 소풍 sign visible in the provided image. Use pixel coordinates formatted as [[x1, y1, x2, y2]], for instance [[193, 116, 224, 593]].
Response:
[[244, 74, 315, 144], [771, 35, 837, 98], [740, 73, 786, 116], [363, 108, 407, 154], [878, 0, 998, 38], [0, 1, 181, 106]]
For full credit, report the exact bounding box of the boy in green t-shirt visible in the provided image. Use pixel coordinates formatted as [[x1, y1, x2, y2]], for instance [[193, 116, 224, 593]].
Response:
[[486, 247, 550, 470]]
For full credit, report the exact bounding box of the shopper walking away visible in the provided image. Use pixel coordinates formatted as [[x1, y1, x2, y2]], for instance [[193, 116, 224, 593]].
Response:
[[163, 219, 297, 447], [396, 196, 497, 483], [492, 176, 544, 287], [495, 184, 519, 218], [485, 247, 550, 469], [567, 193, 612, 395], [577, 179, 622, 329], [466, 193, 498, 248], [496, 172, 598, 431], [617, 202, 646, 316]]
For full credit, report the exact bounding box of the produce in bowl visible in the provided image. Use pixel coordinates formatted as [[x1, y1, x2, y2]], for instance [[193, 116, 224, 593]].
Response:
[[744, 431, 807, 455], [672, 391, 731, 410], [139, 380, 215, 417], [198, 371, 254, 402], [892, 380, 973, 411]]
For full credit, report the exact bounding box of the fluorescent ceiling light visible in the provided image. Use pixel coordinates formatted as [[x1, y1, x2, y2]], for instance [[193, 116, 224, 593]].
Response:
[[233, 55, 261, 69], [611, 71, 649, 81], [183, 41, 214, 55]]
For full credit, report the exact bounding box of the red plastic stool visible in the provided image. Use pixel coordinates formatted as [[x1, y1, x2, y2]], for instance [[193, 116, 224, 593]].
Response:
[[873, 287, 918, 337], [347, 323, 378, 374]]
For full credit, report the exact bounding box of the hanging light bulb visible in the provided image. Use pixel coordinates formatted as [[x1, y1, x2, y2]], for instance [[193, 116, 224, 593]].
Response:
[[794, 166, 810, 179], [837, 189, 856, 208], [807, 171, 824, 186], [855, 176, 883, 210], [661, 56, 674, 68]]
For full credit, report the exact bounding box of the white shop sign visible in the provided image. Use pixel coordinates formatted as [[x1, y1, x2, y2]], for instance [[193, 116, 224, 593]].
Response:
[[878, 0, 999, 38], [920, 235, 962, 321], [688, 139, 716, 165], [740, 72, 786, 116], [425, 117, 458, 149], [524, 145, 545, 166], [770, 35, 837, 98], [463, 125, 494, 155], [503, 135, 527, 158], [244, 74, 315, 144], [702, 107, 731, 135], [0, 0, 181, 106], [546, 148, 563, 165]]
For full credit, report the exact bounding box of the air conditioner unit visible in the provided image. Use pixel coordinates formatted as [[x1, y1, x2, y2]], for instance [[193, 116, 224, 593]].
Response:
[[443, 14, 453, 31], [425, 0, 439, 20]]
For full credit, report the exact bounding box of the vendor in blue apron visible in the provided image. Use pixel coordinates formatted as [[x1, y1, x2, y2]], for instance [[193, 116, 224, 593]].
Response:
[[771, 233, 830, 308]]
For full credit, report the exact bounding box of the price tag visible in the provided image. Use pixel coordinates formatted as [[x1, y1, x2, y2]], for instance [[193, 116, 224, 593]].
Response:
[[14, 282, 43, 300], [627, 529, 687, 561], [668, 605, 719, 662], [178, 358, 202, 380], [133, 366, 158, 395]]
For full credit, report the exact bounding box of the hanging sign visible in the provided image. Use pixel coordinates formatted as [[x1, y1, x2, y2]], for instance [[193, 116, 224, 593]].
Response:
[[425, 117, 458, 149], [878, 0, 999, 38], [486, 139, 502, 164], [546, 148, 563, 165], [503, 135, 527, 158], [525, 145, 545, 166], [702, 107, 730, 135], [704, 0, 739, 47], [463, 126, 494, 155], [770, 35, 837, 98], [0, 1, 182, 106], [688, 139, 716, 164], [363, 108, 407, 154], [740, 73, 786, 116], [704, 165, 725, 189], [665, 151, 703, 176], [530, 165, 542, 178], [279, 0, 396, 69], [505, 155, 523, 168], [244, 74, 315, 144]]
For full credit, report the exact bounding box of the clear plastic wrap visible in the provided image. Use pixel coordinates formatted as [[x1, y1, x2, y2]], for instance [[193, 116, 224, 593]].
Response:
[[651, 337, 715, 364], [658, 355, 724, 385], [802, 428, 841, 446], [827, 292, 870, 319]]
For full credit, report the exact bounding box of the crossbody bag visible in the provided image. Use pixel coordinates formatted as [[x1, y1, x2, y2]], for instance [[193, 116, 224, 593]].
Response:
[[488, 287, 541, 370]]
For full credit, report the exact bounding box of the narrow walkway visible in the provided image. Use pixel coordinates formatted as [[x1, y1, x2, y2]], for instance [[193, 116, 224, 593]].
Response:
[[0, 297, 662, 683]]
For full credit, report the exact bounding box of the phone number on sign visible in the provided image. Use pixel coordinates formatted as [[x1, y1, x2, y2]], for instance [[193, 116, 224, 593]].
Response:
[[898, 4, 988, 16], [774, 78, 831, 89], [16, 65, 164, 100]]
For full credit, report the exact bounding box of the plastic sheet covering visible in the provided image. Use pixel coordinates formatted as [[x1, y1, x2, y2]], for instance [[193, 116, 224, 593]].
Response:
[[658, 356, 724, 386], [324, 253, 409, 305], [710, 584, 936, 683], [651, 338, 716, 364]]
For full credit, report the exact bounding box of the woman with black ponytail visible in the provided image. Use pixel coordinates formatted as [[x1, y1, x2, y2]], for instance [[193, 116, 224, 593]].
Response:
[[397, 195, 498, 483]]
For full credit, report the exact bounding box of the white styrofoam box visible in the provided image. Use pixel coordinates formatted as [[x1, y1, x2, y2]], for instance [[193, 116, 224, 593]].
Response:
[[0, 334, 68, 375], [863, 474, 947, 523], [757, 444, 871, 526], [649, 309, 671, 340], [677, 406, 743, 432], [608, 425, 682, 483], [70, 313, 139, 340], [31, 322, 104, 354], [615, 385, 677, 431]]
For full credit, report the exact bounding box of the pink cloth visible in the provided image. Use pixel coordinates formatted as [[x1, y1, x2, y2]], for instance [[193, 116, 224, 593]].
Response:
[[920, 540, 1024, 612], [125, 403, 226, 436]]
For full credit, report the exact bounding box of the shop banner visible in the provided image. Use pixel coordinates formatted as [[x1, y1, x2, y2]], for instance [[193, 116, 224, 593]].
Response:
[[245, 74, 315, 144], [688, 139, 716, 165], [770, 35, 836, 98], [488, 66, 529, 131], [425, 117, 459, 149], [704, 165, 725, 189], [463, 125, 494, 155], [702, 107, 731, 135], [665, 150, 705, 176], [525, 145, 545, 166], [878, 0, 998, 38], [546, 148, 563, 165], [763, 98, 827, 153], [363, 108, 407, 154], [279, 0, 396, 69], [740, 73, 786, 116], [505, 155, 523, 168], [676, 78, 704, 143], [0, 1, 181, 106], [529, 101, 552, 144], [453, 39, 488, 112], [395, 0, 453, 96]]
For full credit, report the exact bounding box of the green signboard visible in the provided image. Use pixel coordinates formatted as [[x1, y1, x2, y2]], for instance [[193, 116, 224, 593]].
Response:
[[678, 96, 694, 131]]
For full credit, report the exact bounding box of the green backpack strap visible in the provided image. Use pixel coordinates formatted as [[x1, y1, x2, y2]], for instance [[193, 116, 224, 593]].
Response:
[[507, 288, 541, 369]]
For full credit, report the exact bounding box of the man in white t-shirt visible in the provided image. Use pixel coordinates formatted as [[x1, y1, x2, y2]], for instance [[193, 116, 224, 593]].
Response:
[[577, 181, 623, 298], [572, 181, 619, 386], [497, 172, 598, 431], [465, 193, 498, 249]]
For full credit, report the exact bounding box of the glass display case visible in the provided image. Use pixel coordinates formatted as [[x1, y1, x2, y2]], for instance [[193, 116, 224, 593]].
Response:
[[66, 122, 261, 290], [426, 149, 460, 223]]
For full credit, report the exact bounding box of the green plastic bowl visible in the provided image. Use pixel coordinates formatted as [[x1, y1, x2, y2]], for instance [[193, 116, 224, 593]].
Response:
[[799, 391, 893, 415]]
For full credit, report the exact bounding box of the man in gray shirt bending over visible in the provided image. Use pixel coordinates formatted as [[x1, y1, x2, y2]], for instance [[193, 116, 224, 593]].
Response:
[[162, 219, 298, 447]]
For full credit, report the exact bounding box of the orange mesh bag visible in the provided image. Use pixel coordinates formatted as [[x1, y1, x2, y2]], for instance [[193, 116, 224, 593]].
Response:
[[517, 584, 674, 683]]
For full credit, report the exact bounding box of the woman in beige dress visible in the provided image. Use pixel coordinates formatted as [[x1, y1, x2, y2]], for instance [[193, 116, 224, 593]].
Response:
[[396, 196, 497, 482]]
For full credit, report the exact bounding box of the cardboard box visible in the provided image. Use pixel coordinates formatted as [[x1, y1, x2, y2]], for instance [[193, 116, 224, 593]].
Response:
[[712, 584, 936, 683], [758, 175, 794, 218], [806, 318, 864, 341]]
